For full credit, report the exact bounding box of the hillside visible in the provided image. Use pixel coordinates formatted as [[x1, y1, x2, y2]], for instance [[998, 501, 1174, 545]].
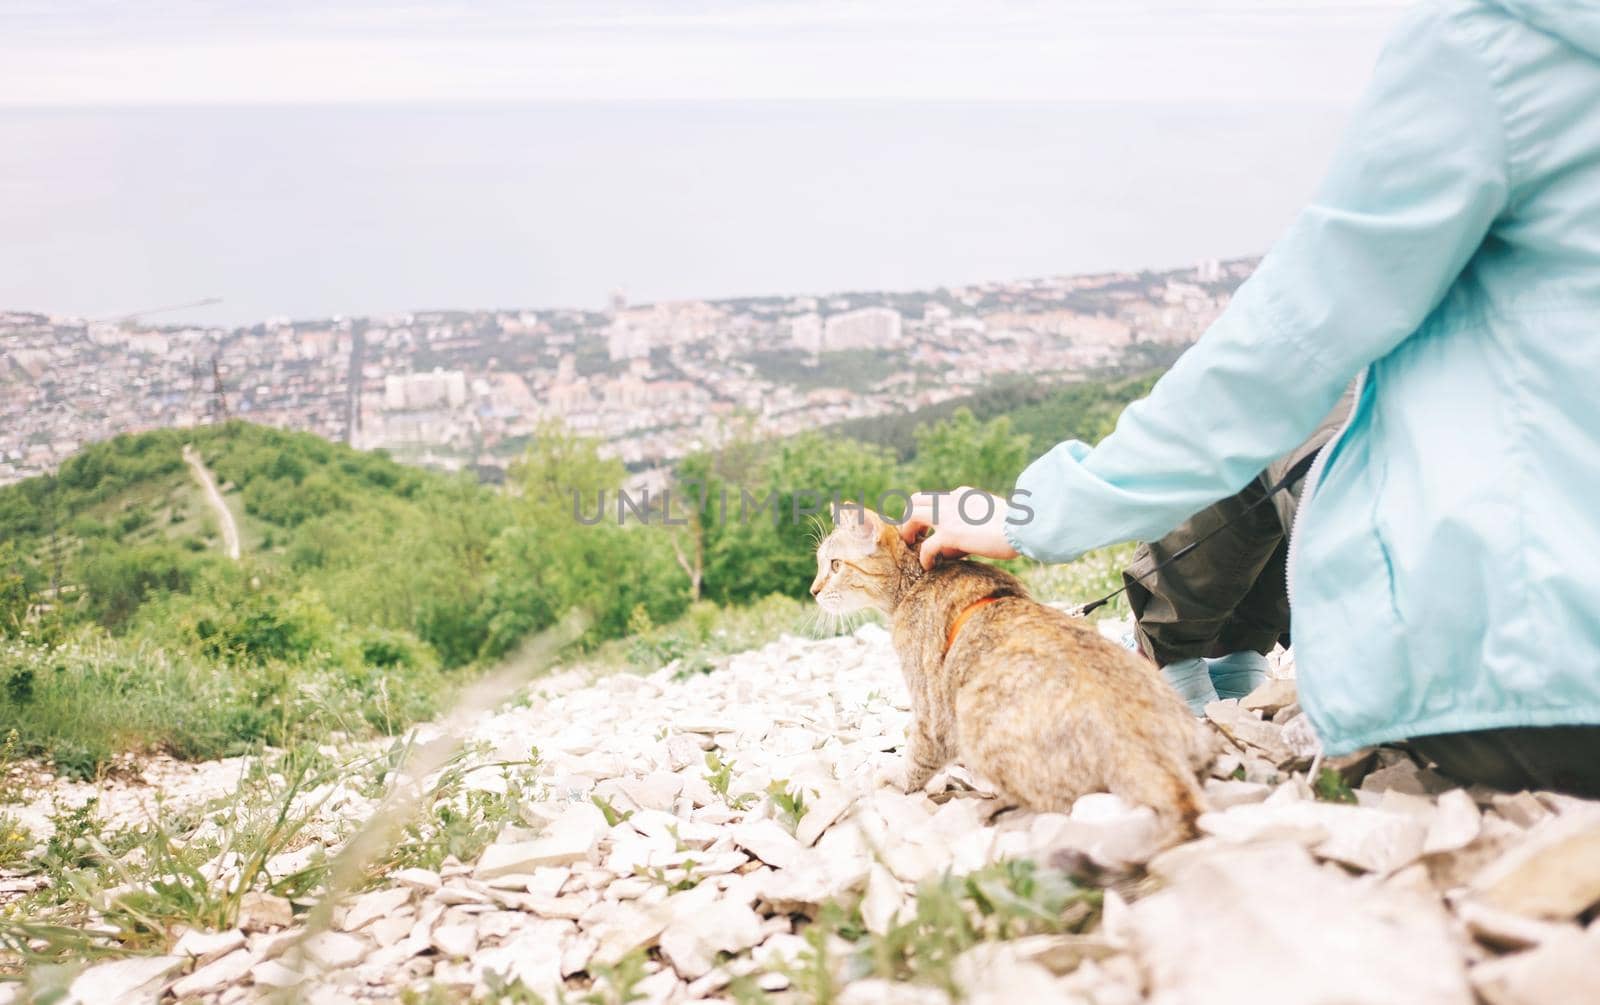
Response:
[[0, 363, 1166, 779], [0, 421, 690, 776]]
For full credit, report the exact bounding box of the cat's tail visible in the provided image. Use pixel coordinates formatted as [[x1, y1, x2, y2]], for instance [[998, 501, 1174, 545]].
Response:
[[1164, 768, 1206, 841]]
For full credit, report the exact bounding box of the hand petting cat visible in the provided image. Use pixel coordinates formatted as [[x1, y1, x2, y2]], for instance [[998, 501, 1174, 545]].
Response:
[[897, 487, 1019, 570]]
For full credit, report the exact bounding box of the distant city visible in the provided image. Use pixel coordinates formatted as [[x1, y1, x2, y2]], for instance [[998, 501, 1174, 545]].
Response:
[[0, 258, 1254, 488]]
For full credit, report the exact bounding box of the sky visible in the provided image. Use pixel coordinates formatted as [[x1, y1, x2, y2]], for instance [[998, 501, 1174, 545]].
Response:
[[2, 0, 1413, 106]]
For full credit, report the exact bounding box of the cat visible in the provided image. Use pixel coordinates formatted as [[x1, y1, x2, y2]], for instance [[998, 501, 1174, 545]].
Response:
[[811, 504, 1212, 832]]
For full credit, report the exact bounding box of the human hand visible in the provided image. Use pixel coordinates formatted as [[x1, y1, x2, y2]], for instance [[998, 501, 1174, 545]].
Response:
[[896, 487, 1020, 570]]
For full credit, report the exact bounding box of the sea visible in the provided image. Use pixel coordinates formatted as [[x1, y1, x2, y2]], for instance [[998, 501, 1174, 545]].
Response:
[[0, 101, 1353, 327]]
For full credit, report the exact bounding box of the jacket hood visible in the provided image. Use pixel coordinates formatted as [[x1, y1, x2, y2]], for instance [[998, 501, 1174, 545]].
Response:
[[1490, 1, 1600, 59]]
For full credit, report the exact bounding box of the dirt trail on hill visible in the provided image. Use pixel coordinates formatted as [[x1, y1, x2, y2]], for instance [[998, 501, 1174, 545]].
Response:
[[182, 443, 239, 560]]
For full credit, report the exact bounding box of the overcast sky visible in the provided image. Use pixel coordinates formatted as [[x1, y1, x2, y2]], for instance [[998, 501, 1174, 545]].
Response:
[[3, 1, 1412, 106]]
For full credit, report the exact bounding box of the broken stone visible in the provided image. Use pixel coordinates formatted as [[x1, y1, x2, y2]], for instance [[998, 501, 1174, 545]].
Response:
[[1240, 677, 1297, 716], [795, 787, 854, 847], [236, 891, 294, 932], [339, 886, 412, 932], [392, 867, 442, 893], [1471, 809, 1600, 919], [730, 817, 803, 869], [1470, 929, 1600, 1005], [860, 864, 904, 935], [588, 901, 670, 966], [249, 958, 305, 989], [1003, 932, 1119, 974], [1424, 789, 1482, 855], [302, 930, 368, 970], [659, 898, 764, 979], [430, 922, 478, 958], [1454, 898, 1580, 952], [67, 956, 184, 1005], [1490, 791, 1551, 829], [172, 927, 245, 966], [1131, 842, 1472, 1005], [170, 948, 252, 998], [1199, 800, 1427, 874], [1202, 778, 1272, 810], [475, 801, 608, 877], [473, 923, 568, 995], [837, 978, 952, 1005]]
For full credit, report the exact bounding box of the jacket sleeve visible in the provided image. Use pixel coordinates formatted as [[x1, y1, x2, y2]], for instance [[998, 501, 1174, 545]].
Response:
[[1005, 4, 1511, 564]]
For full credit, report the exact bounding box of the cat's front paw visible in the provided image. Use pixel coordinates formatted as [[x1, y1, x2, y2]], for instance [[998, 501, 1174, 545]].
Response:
[[878, 760, 934, 794]]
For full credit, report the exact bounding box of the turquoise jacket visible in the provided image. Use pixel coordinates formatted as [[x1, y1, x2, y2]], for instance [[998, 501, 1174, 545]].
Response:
[[1006, 0, 1600, 754]]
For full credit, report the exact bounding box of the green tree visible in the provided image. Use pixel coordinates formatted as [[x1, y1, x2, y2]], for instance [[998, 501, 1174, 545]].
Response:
[[911, 407, 1031, 494], [0, 540, 30, 638], [691, 432, 903, 604]]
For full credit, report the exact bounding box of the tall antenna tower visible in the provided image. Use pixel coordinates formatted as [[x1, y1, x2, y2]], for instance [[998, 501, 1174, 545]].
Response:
[[210, 354, 230, 423]]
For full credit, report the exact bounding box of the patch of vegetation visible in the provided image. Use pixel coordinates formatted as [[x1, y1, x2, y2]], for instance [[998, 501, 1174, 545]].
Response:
[[1313, 765, 1358, 804], [767, 779, 812, 835], [0, 363, 1158, 773], [786, 859, 1102, 1001], [704, 751, 757, 811]]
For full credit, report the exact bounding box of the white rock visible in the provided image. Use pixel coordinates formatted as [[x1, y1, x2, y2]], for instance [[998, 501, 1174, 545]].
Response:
[[731, 817, 803, 869], [1471, 808, 1600, 919], [860, 864, 905, 935], [1455, 898, 1581, 951], [476, 802, 609, 876], [1202, 778, 1272, 810], [838, 978, 952, 1004], [303, 930, 368, 970], [1206, 701, 1297, 765], [1278, 712, 1323, 762], [954, 942, 1077, 1003], [236, 891, 294, 931], [1490, 791, 1551, 829], [1240, 677, 1298, 716], [392, 867, 442, 893], [1199, 800, 1427, 874], [67, 956, 183, 1005], [249, 958, 305, 989], [172, 927, 245, 965], [1424, 789, 1482, 855], [473, 924, 568, 995], [659, 899, 764, 979], [1131, 842, 1472, 1005], [430, 921, 478, 958], [1470, 929, 1600, 1005], [339, 886, 412, 932], [1044, 793, 1166, 867], [665, 734, 708, 771], [795, 787, 855, 847], [588, 901, 670, 966], [170, 948, 252, 998]]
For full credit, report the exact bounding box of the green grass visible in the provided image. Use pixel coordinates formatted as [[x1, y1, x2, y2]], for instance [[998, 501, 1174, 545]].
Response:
[[781, 859, 1102, 1002], [0, 634, 450, 780], [0, 739, 544, 979], [1019, 542, 1139, 619]]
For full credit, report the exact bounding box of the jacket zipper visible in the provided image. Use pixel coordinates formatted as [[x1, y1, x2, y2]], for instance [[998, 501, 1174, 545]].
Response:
[[1284, 368, 1368, 613]]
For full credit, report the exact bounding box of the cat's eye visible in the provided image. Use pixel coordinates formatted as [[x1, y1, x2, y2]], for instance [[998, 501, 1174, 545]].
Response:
[[830, 559, 841, 573]]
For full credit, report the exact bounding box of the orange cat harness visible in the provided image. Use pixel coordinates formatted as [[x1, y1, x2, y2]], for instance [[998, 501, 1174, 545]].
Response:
[[945, 595, 1002, 655]]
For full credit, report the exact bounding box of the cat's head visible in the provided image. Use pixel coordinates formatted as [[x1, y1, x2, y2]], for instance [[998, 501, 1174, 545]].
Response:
[[810, 504, 912, 615]]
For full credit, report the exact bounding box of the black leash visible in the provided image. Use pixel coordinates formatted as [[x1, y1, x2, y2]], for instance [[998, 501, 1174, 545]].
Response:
[[1069, 452, 1320, 618]]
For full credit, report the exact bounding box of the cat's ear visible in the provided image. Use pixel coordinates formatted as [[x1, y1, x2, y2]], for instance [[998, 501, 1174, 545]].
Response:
[[832, 501, 881, 545]]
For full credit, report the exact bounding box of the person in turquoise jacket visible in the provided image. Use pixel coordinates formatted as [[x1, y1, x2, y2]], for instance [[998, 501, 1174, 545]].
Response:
[[898, 0, 1600, 796]]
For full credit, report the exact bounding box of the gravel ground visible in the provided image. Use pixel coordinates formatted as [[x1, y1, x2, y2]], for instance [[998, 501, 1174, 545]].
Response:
[[15, 620, 1600, 1004]]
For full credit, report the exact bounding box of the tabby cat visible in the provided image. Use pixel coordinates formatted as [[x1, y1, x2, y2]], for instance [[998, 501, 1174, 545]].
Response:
[[811, 505, 1212, 830]]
